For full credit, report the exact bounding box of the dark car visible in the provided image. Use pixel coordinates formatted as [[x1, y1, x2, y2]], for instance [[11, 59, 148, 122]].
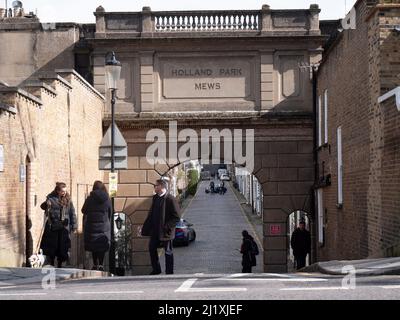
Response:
[[173, 219, 196, 246]]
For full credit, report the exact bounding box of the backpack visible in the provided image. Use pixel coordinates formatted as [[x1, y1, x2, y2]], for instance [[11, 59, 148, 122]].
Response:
[[250, 239, 259, 256]]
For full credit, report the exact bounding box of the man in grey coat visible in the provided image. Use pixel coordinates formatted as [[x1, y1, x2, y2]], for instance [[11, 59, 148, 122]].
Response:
[[141, 179, 181, 275]]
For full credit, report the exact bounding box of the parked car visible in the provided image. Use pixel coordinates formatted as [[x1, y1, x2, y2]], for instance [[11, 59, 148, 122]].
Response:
[[173, 219, 196, 246], [220, 174, 230, 181]]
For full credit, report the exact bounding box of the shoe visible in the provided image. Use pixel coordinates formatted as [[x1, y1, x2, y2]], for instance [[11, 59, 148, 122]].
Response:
[[149, 270, 162, 275], [166, 272, 174, 275], [91, 266, 98, 270], [98, 265, 104, 271]]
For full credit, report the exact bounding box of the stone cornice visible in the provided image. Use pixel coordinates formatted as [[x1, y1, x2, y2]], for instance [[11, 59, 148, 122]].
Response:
[[102, 111, 313, 129], [0, 87, 43, 106], [38, 73, 73, 90], [366, 3, 400, 21], [22, 80, 58, 97], [56, 69, 105, 101]]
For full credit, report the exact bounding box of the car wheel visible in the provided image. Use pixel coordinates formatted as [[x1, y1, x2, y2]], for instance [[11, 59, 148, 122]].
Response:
[[192, 231, 196, 242], [184, 238, 190, 246]]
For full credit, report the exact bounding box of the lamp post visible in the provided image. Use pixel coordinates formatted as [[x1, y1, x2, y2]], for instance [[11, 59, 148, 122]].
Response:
[[105, 51, 121, 274]]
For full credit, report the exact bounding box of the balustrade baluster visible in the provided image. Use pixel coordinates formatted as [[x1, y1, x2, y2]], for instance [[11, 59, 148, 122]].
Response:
[[184, 16, 189, 30], [244, 15, 248, 30], [249, 15, 254, 30]]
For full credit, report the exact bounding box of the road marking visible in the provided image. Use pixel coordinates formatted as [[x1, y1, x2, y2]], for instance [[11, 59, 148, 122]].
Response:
[[380, 285, 400, 289], [226, 273, 293, 278], [281, 287, 350, 291], [212, 278, 328, 282], [175, 279, 197, 292], [0, 286, 19, 290], [76, 291, 143, 295], [214, 278, 327, 282], [0, 293, 48, 296], [175, 278, 247, 293]]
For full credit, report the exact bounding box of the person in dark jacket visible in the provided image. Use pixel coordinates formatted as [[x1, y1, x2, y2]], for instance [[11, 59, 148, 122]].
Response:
[[241, 230, 256, 273], [40, 182, 77, 268], [290, 220, 311, 270], [82, 181, 111, 271], [141, 179, 181, 275]]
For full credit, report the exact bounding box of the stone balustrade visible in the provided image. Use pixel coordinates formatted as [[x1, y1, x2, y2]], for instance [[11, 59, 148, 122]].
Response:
[[153, 10, 261, 31], [94, 4, 321, 38]]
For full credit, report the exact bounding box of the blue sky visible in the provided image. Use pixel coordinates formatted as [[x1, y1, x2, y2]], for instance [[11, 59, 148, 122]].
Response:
[[9, 0, 358, 23]]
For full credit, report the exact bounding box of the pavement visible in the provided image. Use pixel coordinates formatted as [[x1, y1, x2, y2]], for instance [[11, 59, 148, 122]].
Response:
[[0, 267, 109, 287], [302, 257, 400, 276]]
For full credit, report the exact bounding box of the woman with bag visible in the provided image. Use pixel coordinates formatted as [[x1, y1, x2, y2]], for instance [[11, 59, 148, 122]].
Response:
[[40, 182, 77, 268], [81, 181, 111, 271]]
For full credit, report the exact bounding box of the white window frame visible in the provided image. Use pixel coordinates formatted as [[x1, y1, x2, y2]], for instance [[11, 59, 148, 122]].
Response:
[[324, 90, 328, 144], [317, 189, 324, 244], [318, 95, 322, 147], [337, 126, 343, 205]]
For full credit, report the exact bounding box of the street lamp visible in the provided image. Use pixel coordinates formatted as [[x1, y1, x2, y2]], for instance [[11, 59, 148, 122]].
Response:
[[105, 51, 121, 275]]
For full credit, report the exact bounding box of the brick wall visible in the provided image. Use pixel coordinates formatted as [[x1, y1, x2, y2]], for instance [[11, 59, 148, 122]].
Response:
[[0, 70, 104, 267], [316, 0, 400, 261], [367, 5, 400, 257]]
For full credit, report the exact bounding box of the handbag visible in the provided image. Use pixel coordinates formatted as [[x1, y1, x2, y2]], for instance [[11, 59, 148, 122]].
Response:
[[50, 220, 64, 231], [50, 206, 67, 231]]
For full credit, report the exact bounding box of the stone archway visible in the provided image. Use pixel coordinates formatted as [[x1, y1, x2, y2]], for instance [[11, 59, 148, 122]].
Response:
[[107, 115, 314, 274]]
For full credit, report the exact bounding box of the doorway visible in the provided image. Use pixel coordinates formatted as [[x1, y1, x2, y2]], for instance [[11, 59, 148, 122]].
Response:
[[287, 210, 311, 272]]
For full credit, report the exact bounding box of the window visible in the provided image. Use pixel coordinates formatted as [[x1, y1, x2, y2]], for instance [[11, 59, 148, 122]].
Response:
[[318, 95, 322, 147], [317, 189, 324, 244], [337, 126, 343, 205], [324, 90, 328, 144]]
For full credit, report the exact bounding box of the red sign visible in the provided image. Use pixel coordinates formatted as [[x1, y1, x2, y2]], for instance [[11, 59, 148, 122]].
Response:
[[270, 225, 282, 236]]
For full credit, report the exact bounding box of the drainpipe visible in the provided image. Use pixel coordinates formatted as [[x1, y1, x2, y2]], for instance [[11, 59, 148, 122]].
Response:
[[311, 65, 318, 265]]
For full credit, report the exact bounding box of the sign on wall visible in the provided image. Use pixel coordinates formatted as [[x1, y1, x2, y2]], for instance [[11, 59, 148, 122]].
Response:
[[159, 57, 254, 100], [270, 224, 282, 236], [0, 145, 4, 172], [109, 173, 118, 198]]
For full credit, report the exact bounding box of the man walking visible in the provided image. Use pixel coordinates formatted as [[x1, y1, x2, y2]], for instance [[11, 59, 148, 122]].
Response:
[[290, 220, 311, 270], [141, 179, 181, 275]]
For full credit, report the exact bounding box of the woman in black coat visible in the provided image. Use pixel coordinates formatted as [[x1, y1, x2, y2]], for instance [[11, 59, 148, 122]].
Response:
[[82, 181, 111, 271], [40, 182, 77, 268], [240, 230, 256, 273]]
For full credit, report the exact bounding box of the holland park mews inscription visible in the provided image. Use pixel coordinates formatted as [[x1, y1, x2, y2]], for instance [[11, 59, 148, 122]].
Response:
[[161, 59, 253, 99], [170, 68, 243, 92]]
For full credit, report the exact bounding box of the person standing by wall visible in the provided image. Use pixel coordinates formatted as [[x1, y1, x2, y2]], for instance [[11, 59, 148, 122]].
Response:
[[141, 179, 181, 275], [40, 182, 77, 268], [290, 220, 311, 270], [81, 181, 111, 271]]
